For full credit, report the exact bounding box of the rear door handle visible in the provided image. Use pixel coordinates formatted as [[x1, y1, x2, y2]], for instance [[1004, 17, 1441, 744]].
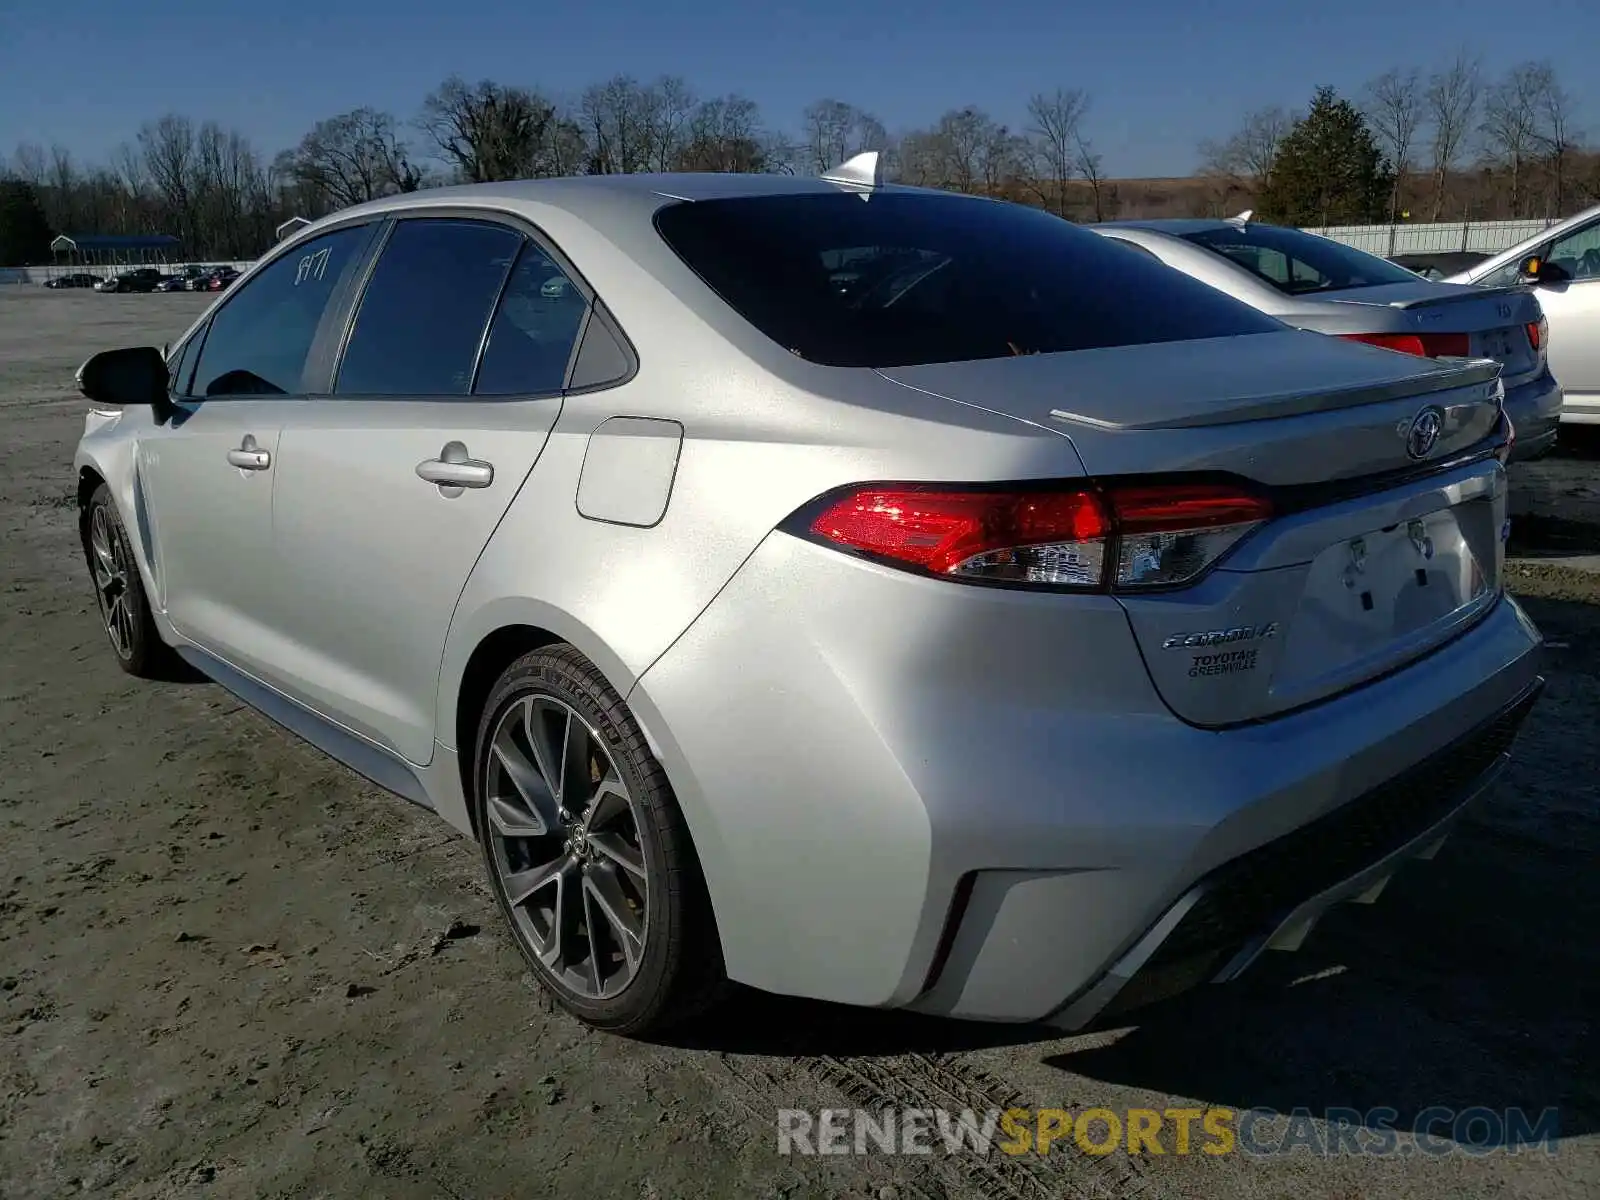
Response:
[[416, 441, 494, 490], [226, 434, 270, 471]]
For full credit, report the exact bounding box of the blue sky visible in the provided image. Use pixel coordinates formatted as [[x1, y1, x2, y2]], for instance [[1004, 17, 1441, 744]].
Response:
[[3, 0, 1597, 178]]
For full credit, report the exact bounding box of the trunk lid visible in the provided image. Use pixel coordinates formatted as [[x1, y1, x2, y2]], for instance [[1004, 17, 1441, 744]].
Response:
[[1287, 282, 1546, 387], [878, 330, 1509, 725]]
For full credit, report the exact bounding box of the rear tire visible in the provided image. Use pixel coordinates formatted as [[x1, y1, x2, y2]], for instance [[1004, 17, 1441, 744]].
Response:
[[471, 645, 726, 1035], [82, 483, 178, 679]]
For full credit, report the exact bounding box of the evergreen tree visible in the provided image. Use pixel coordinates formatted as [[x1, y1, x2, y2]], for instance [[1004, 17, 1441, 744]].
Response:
[[1259, 87, 1394, 225]]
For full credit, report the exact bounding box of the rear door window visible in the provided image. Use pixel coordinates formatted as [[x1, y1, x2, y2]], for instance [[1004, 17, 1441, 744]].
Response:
[[190, 225, 369, 398], [1181, 225, 1419, 295], [653, 193, 1281, 369], [335, 218, 522, 396], [473, 243, 588, 396]]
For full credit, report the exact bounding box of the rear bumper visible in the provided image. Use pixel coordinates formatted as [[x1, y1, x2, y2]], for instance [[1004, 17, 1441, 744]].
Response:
[[1504, 371, 1562, 460], [1047, 676, 1543, 1028], [632, 528, 1545, 1019], [1558, 395, 1600, 425]]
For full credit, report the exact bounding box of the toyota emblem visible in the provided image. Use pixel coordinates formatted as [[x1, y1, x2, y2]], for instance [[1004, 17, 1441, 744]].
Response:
[[1405, 406, 1445, 460]]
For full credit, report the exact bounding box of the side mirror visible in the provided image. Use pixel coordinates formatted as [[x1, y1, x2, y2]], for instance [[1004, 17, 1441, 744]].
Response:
[[76, 346, 171, 413], [1518, 254, 1569, 285]]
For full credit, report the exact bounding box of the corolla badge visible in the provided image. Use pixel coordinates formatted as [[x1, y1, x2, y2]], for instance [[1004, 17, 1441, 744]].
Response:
[[1404, 405, 1445, 460]]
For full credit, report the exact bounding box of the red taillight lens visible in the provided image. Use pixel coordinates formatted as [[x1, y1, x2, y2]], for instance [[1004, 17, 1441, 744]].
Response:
[[1339, 331, 1472, 358], [1526, 317, 1547, 353], [808, 488, 1109, 586], [806, 482, 1271, 591]]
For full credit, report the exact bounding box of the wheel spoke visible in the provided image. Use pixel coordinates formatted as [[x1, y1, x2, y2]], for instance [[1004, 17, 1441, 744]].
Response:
[[525, 698, 571, 809], [489, 721, 559, 835], [585, 865, 645, 974], [586, 830, 646, 882], [535, 859, 583, 971], [502, 854, 566, 908], [586, 778, 629, 830]]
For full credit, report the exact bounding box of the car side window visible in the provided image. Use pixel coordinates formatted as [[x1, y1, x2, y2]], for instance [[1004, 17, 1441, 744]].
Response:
[[190, 225, 369, 399], [1546, 220, 1600, 281], [336, 219, 522, 396], [1477, 259, 1523, 288], [167, 330, 201, 397], [473, 243, 589, 396]]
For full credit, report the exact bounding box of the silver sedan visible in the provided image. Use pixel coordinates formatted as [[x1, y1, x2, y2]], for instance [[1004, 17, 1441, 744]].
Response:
[[73, 162, 1544, 1036], [1092, 216, 1563, 459]]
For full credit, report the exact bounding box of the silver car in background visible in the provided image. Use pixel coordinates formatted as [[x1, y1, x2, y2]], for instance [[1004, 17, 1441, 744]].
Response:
[[73, 162, 1543, 1037], [1446, 201, 1600, 426], [1093, 216, 1563, 459]]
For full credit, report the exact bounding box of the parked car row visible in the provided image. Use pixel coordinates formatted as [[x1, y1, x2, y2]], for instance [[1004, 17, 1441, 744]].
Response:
[[74, 159, 1552, 1039], [40, 265, 244, 293]]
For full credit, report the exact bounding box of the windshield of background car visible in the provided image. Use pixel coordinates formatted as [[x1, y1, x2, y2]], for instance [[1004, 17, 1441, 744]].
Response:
[[652, 193, 1283, 368], [1182, 224, 1420, 295]]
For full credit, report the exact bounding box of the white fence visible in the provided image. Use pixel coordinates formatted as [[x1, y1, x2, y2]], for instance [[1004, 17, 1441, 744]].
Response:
[[1305, 219, 1559, 257]]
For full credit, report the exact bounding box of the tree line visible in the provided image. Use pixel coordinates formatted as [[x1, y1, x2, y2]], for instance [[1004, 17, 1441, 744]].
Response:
[[1, 52, 1596, 266]]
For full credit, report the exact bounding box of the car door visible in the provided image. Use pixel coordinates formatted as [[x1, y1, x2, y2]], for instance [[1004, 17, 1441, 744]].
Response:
[[136, 221, 378, 681], [267, 214, 589, 765], [1526, 216, 1600, 413]]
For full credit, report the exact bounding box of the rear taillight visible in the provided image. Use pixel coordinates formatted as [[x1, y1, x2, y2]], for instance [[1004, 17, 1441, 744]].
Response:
[[1526, 317, 1547, 353], [803, 482, 1271, 592], [1339, 331, 1471, 358]]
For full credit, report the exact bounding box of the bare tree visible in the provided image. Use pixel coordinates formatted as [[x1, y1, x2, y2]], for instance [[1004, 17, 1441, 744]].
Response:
[[1363, 68, 1422, 222], [1531, 65, 1580, 215], [677, 95, 769, 172], [282, 108, 415, 209], [1199, 106, 1292, 194], [1075, 129, 1109, 221], [800, 99, 888, 175], [1481, 62, 1547, 218], [581, 76, 657, 174], [419, 77, 562, 183], [1425, 51, 1482, 220], [9, 143, 46, 188], [1024, 88, 1089, 216], [138, 115, 199, 245], [644, 76, 698, 172]]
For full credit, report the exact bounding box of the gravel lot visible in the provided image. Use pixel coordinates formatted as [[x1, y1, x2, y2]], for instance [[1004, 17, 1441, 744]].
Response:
[[1, 287, 1596, 1200]]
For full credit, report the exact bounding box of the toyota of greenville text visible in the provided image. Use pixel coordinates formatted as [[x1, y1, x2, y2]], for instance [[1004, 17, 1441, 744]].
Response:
[[72, 156, 1545, 1036]]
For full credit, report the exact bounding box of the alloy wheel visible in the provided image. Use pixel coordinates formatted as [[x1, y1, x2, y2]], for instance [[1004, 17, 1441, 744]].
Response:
[[483, 694, 650, 1000], [88, 505, 135, 661]]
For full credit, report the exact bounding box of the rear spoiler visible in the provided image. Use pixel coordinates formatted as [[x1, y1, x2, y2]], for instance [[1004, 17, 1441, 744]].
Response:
[[1384, 284, 1530, 310], [1051, 356, 1502, 431]]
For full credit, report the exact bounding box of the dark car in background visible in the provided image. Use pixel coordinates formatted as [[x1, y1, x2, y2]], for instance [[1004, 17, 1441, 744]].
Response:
[[1390, 251, 1492, 281], [203, 266, 241, 291], [97, 267, 165, 294], [44, 273, 101, 289]]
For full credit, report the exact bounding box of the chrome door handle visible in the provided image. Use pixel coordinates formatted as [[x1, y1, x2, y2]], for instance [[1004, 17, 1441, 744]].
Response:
[[226, 435, 270, 471], [416, 441, 494, 490]]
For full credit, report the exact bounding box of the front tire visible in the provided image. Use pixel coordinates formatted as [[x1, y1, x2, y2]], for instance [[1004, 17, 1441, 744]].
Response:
[[472, 645, 725, 1035], [82, 483, 177, 678]]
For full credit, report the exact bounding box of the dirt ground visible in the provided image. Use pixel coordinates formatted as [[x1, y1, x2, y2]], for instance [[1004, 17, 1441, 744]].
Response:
[[1, 288, 1596, 1200]]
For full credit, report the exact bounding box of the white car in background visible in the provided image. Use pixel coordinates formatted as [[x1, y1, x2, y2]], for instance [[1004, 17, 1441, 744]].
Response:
[[1447, 202, 1600, 426]]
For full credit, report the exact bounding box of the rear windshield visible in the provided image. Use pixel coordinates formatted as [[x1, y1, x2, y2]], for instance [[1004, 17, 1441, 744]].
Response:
[[653, 193, 1282, 368], [1182, 224, 1419, 295]]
